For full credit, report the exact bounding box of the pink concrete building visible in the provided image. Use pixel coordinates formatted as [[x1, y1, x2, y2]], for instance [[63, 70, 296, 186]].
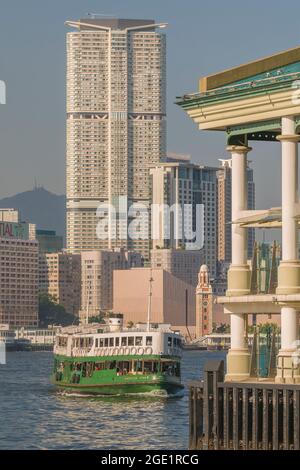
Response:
[[113, 268, 196, 339]]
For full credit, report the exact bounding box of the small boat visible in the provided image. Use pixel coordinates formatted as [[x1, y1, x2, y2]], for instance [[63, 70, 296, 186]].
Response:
[[51, 316, 184, 395], [0, 324, 16, 351]]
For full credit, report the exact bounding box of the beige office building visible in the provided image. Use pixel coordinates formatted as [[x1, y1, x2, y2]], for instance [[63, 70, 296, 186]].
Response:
[[113, 267, 196, 339], [80, 249, 142, 321], [0, 222, 39, 327], [66, 18, 167, 260], [151, 248, 201, 287], [0, 209, 19, 222], [39, 252, 81, 316]]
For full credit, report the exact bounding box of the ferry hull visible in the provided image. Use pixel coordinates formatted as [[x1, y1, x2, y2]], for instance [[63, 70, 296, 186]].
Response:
[[52, 380, 184, 396], [52, 353, 183, 396]]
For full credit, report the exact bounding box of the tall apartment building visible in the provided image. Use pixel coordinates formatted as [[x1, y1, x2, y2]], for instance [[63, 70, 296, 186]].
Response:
[[0, 221, 38, 327], [150, 162, 218, 279], [80, 248, 142, 321], [66, 18, 167, 261], [39, 252, 81, 316], [217, 159, 255, 268]]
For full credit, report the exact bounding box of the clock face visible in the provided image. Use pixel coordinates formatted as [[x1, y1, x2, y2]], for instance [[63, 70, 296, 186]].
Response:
[[203, 301, 208, 307]]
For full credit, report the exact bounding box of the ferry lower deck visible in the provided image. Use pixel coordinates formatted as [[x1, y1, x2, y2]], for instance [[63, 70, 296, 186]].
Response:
[[52, 354, 183, 395]]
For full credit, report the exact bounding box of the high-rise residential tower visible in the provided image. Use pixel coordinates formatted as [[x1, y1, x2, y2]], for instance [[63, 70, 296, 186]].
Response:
[[150, 161, 218, 279], [66, 17, 167, 260]]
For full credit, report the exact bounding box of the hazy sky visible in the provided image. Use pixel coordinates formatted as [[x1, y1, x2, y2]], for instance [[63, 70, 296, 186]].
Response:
[[1, 0, 300, 217]]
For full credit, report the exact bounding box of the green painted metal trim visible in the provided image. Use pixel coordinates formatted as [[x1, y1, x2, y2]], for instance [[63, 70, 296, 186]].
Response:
[[176, 77, 298, 110], [226, 119, 281, 144]]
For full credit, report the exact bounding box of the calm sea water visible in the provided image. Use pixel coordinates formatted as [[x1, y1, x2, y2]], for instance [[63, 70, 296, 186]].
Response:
[[0, 350, 226, 450]]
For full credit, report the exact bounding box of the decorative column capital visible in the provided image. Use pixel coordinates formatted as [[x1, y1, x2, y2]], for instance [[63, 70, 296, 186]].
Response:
[[276, 134, 300, 143], [226, 145, 252, 154]]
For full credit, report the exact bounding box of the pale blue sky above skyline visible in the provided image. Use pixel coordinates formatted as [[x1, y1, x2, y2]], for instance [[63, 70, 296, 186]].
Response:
[[0, 0, 300, 217]]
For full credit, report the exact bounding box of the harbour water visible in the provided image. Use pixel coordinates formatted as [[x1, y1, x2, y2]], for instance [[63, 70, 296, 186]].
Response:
[[0, 350, 225, 450]]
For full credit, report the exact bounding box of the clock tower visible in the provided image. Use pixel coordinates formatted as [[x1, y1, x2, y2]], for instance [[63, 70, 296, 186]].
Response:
[[196, 265, 213, 338]]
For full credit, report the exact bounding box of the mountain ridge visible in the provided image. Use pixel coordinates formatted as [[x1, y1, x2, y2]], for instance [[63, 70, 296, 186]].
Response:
[[0, 187, 66, 239]]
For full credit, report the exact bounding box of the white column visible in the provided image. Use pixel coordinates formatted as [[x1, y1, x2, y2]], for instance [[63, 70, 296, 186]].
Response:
[[231, 147, 248, 265], [281, 307, 298, 350], [281, 116, 298, 261], [230, 313, 246, 349], [225, 145, 251, 380], [276, 116, 300, 383], [229, 146, 251, 349], [280, 116, 299, 352]]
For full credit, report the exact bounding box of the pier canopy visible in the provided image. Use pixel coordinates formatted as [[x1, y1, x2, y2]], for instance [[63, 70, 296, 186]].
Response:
[[178, 44, 300, 384], [176, 45, 300, 145]]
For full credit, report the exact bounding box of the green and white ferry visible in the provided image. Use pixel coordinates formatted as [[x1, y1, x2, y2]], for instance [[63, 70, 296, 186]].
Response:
[[52, 315, 183, 395]]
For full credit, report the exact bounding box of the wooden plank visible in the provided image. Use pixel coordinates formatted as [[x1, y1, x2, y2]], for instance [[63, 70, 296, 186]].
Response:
[[232, 387, 239, 450], [283, 389, 289, 450], [252, 388, 258, 449], [189, 386, 194, 450], [294, 390, 300, 450], [203, 372, 210, 450], [242, 388, 249, 450], [262, 389, 269, 450], [272, 389, 279, 450], [223, 387, 229, 450]]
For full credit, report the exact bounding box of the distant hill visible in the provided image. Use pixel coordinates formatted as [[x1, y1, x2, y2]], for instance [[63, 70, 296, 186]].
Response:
[[0, 187, 65, 239]]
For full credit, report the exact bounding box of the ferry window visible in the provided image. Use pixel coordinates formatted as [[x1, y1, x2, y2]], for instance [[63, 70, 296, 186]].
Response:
[[146, 336, 152, 346], [109, 338, 114, 347], [95, 362, 105, 371], [104, 338, 109, 347], [128, 337, 134, 346], [134, 360, 143, 373], [95, 338, 98, 348], [121, 337, 127, 347], [80, 338, 84, 348], [115, 337, 120, 347], [117, 361, 130, 374], [153, 362, 159, 373], [168, 337, 172, 347], [108, 361, 116, 370], [144, 361, 153, 373], [100, 338, 104, 348], [59, 337, 67, 347], [135, 336, 143, 346], [87, 362, 94, 376], [162, 362, 174, 374]]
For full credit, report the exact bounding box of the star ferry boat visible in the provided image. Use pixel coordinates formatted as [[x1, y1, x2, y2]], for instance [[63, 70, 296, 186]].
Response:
[[52, 315, 184, 395]]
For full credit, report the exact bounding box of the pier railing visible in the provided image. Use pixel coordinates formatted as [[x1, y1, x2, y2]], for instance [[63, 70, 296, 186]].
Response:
[[189, 361, 300, 450]]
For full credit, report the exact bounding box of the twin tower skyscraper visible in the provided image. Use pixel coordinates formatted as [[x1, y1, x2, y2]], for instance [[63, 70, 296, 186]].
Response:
[[66, 18, 167, 260]]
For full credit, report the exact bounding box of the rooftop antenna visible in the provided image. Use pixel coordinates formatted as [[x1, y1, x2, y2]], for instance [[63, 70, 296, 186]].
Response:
[[86, 13, 116, 18], [146, 269, 154, 332]]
